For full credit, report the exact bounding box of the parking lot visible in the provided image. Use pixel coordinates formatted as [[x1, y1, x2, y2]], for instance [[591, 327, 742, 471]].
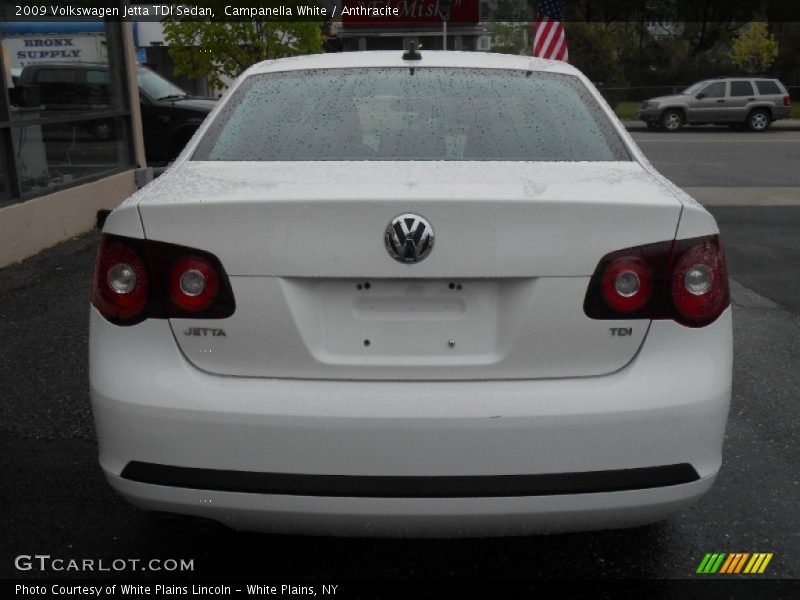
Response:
[[1, 126, 798, 580]]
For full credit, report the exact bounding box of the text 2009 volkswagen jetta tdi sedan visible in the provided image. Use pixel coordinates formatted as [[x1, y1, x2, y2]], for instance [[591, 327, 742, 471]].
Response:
[[90, 51, 731, 536]]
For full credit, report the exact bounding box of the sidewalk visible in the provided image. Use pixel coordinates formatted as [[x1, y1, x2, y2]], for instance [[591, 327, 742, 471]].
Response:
[[622, 119, 800, 131]]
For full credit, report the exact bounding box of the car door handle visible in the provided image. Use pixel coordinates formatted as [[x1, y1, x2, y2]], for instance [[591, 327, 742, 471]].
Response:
[[747, 98, 756, 101], [716, 99, 725, 103]]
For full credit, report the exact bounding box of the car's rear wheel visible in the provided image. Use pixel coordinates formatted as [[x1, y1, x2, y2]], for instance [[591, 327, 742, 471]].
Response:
[[746, 109, 771, 132], [660, 109, 684, 132]]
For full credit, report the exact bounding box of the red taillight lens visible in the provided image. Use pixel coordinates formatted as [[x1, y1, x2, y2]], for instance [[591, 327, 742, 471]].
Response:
[[91, 234, 235, 325], [670, 237, 729, 326], [584, 235, 729, 328], [168, 256, 220, 312], [600, 257, 654, 313], [92, 238, 149, 323], [784, 95, 792, 107], [583, 239, 672, 320]]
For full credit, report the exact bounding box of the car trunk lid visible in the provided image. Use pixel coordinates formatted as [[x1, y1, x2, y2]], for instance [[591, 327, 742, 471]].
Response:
[[139, 161, 682, 380]]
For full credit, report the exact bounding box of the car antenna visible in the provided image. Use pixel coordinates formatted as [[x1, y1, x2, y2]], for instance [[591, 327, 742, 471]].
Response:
[[402, 40, 422, 61]]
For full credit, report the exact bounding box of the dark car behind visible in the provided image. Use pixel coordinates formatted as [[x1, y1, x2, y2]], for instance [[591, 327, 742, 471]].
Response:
[[16, 62, 215, 163]]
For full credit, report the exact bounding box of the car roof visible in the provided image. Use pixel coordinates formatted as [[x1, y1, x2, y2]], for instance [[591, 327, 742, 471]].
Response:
[[717, 76, 779, 81], [245, 50, 582, 77]]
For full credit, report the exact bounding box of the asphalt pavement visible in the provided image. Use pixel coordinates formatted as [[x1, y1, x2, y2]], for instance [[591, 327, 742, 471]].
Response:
[[628, 127, 800, 189], [1, 129, 798, 582]]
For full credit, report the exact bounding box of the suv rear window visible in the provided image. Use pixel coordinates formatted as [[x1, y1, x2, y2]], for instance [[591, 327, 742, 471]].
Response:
[[730, 81, 754, 97], [34, 69, 76, 84], [755, 80, 781, 95], [194, 68, 630, 162]]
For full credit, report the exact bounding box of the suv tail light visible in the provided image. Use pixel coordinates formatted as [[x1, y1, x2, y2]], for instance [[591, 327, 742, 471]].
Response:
[[584, 235, 729, 328], [92, 234, 235, 325], [784, 95, 792, 106]]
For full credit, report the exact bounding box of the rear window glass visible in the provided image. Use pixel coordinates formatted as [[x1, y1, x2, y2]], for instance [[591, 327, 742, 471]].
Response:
[[86, 70, 109, 85], [35, 69, 76, 84], [193, 68, 630, 162], [755, 80, 781, 95], [730, 81, 754, 97]]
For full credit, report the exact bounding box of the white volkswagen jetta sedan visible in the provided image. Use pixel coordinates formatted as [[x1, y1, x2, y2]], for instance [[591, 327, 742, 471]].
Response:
[[90, 50, 732, 536]]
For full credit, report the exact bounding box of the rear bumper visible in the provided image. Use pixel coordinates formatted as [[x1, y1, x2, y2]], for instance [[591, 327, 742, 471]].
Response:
[[89, 307, 732, 535], [106, 471, 715, 536], [771, 106, 791, 120]]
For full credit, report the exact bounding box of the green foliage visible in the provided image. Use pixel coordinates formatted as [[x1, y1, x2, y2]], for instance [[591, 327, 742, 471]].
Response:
[[488, 23, 530, 55], [731, 22, 779, 74], [614, 101, 640, 120], [675, 0, 757, 56], [490, 0, 528, 21], [163, 2, 323, 90], [487, 0, 530, 55], [565, 22, 628, 104], [771, 22, 800, 83]]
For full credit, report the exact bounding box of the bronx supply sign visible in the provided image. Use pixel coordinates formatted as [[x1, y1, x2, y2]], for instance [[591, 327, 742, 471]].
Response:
[[2, 33, 108, 68]]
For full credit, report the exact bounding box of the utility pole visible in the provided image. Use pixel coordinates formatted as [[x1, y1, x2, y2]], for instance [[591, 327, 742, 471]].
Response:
[[439, 0, 451, 50]]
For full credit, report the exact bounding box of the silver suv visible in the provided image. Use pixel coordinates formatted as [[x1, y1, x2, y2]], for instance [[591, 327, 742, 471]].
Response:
[[637, 78, 792, 132]]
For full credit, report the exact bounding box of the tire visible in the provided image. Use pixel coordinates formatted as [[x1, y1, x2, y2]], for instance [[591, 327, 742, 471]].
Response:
[[746, 109, 771, 132], [660, 109, 684, 132]]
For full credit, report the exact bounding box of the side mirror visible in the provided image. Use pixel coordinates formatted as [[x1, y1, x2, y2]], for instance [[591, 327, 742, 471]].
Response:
[[695, 92, 706, 100]]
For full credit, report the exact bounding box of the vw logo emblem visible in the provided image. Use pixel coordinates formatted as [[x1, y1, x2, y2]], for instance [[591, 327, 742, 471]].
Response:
[[385, 213, 435, 264]]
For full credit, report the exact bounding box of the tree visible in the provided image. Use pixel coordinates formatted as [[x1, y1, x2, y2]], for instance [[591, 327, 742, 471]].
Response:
[[163, 3, 323, 90], [731, 22, 779, 74], [565, 22, 628, 103], [771, 21, 800, 82], [488, 0, 531, 55], [674, 0, 756, 59]]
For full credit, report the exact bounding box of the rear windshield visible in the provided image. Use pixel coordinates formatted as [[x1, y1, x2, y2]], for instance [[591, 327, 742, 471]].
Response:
[[193, 68, 630, 162], [755, 80, 781, 95]]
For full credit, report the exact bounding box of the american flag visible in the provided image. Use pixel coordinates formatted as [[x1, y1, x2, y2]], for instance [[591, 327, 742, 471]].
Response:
[[533, 0, 569, 62]]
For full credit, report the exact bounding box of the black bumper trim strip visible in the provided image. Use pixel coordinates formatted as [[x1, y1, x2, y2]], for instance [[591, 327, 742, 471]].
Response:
[[120, 462, 700, 498]]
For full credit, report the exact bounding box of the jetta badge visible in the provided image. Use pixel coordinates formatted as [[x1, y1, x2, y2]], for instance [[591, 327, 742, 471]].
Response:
[[385, 213, 435, 264]]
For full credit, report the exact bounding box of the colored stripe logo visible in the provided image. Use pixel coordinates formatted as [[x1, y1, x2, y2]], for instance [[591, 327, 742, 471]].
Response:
[[697, 553, 773, 574]]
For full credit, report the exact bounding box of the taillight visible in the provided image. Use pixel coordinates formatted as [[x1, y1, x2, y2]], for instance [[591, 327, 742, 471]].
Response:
[[168, 256, 220, 312], [92, 237, 149, 323], [784, 95, 792, 107], [600, 257, 654, 313], [670, 237, 729, 326], [92, 234, 235, 326], [584, 235, 729, 328]]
